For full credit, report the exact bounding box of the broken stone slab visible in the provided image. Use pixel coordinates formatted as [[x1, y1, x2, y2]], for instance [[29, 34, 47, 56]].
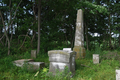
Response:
[[13, 59, 34, 67], [13, 59, 45, 71], [27, 62, 45, 70], [48, 50, 76, 76]]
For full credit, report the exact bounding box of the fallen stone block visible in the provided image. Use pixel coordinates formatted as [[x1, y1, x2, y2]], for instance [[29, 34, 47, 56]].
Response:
[[27, 62, 45, 70], [13, 59, 34, 67], [13, 59, 45, 71]]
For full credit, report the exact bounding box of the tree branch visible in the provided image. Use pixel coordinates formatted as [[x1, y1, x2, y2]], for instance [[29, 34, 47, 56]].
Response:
[[0, 10, 10, 55], [19, 35, 31, 39], [0, 34, 5, 41], [7, 0, 22, 30], [0, 40, 4, 46], [18, 32, 31, 50], [0, 0, 22, 41]]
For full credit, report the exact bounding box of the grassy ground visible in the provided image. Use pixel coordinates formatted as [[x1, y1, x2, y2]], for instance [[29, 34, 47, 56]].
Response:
[[0, 50, 120, 80]]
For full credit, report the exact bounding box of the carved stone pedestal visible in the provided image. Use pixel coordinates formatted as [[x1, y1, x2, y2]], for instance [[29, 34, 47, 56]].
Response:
[[48, 50, 76, 76], [73, 46, 85, 59]]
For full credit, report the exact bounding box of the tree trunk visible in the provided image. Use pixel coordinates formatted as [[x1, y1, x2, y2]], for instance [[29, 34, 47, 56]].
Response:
[[119, 34, 120, 47], [70, 26, 74, 49], [0, 11, 10, 55], [37, 0, 41, 54], [108, 14, 112, 49], [31, 30, 36, 48], [85, 23, 89, 50], [10, 10, 13, 42], [0, 24, 2, 37]]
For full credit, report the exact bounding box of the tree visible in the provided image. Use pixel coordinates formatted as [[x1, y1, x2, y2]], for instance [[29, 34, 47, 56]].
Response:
[[0, 0, 22, 55], [37, 0, 41, 54]]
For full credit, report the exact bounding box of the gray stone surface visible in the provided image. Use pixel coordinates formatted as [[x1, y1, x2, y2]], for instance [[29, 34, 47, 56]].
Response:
[[73, 9, 86, 58], [13, 59, 45, 71], [31, 50, 36, 58], [13, 59, 34, 67], [74, 9, 84, 47], [48, 50, 76, 76], [93, 54, 99, 64], [28, 62, 45, 70], [63, 48, 71, 51], [116, 69, 120, 80]]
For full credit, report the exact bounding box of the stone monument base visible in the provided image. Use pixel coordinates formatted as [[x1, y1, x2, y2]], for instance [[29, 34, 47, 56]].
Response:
[[73, 46, 85, 59], [48, 50, 76, 76]]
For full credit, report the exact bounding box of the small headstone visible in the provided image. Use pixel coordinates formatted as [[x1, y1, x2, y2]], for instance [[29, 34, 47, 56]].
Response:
[[48, 50, 76, 76], [63, 48, 71, 51], [31, 50, 36, 58], [93, 54, 99, 64], [116, 69, 120, 80]]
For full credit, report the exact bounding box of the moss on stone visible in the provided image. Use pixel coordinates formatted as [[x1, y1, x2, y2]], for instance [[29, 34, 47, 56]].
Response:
[[48, 50, 76, 55]]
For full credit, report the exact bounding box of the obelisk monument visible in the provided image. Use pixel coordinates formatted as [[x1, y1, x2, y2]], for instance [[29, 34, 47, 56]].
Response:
[[73, 9, 86, 59]]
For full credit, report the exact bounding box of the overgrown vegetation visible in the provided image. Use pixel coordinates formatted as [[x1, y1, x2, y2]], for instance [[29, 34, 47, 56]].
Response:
[[0, 0, 120, 80], [0, 48, 120, 80]]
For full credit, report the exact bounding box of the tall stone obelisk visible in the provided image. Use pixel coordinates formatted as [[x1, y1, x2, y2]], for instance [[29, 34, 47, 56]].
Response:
[[73, 9, 86, 59]]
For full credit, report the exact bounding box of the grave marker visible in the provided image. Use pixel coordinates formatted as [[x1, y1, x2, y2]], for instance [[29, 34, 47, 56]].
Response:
[[31, 50, 36, 58], [116, 69, 120, 80], [73, 9, 85, 59], [93, 54, 99, 64], [48, 50, 76, 76]]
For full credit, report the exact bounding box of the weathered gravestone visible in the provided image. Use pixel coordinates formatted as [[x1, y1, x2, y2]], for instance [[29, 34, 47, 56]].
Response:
[[116, 69, 120, 80], [93, 54, 99, 64], [31, 50, 36, 58], [73, 9, 86, 59], [48, 50, 76, 76], [13, 59, 45, 71]]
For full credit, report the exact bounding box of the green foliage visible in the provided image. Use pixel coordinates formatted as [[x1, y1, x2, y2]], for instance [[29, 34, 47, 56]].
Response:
[[34, 53, 49, 63], [101, 51, 120, 62], [46, 66, 72, 80], [0, 50, 120, 80], [85, 50, 94, 59], [0, 47, 8, 58], [85, 45, 102, 59], [1, 0, 120, 56], [94, 45, 102, 55], [0, 0, 120, 79], [0, 56, 14, 72], [74, 58, 118, 80], [23, 51, 31, 59], [84, 1, 108, 14]]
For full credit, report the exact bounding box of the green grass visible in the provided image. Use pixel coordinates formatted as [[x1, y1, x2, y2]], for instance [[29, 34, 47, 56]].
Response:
[[0, 50, 120, 80]]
